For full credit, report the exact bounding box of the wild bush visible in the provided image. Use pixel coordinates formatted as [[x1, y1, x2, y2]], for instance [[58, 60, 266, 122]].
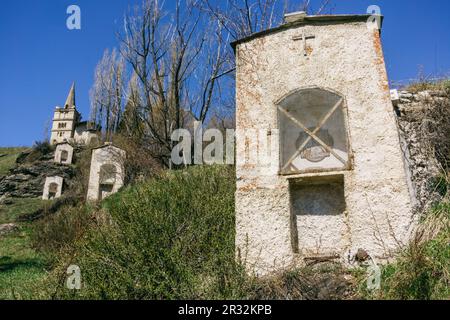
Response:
[[32, 140, 53, 155], [423, 93, 450, 169], [66, 148, 92, 201], [31, 204, 94, 260], [112, 134, 162, 185], [43, 165, 249, 299]]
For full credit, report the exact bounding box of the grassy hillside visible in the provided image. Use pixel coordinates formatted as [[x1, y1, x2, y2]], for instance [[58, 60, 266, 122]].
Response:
[[405, 79, 450, 93], [0, 198, 49, 300], [38, 165, 242, 299], [1, 164, 447, 300], [0, 165, 355, 300], [0, 147, 28, 177]]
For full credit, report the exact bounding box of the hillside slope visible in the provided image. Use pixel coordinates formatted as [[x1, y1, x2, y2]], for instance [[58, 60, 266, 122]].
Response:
[[0, 148, 28, 177], [0, 145, 76, 199], [31, 165, 359, 300], [1, 163, 447, 300], [0, 197, 48, 299], [0, 147, 51, 299], [1, 83, 449, 300]]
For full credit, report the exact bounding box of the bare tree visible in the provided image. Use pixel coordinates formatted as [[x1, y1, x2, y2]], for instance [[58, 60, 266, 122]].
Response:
[[117, 72, 145, 139], [197, 0, 334, 106], [299, 0, 332, 15], [91, 0, 333, 168], [198, 0, 333, 42], [198, 0, 281, 41], [117, 0, 230, 167], [90, 48, 126, 142]]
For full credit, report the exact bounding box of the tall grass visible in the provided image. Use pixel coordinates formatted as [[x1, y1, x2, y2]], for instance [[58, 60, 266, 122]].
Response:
[[377, 202, 450, 300], [0, 198, 49, 300], [30, 204, 93, 260]]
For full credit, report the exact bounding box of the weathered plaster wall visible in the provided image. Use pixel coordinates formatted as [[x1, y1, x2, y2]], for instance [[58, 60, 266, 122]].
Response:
[[235, 21, 415, 275], [87, 145, 126, 201], [54, 143, 74, 165]]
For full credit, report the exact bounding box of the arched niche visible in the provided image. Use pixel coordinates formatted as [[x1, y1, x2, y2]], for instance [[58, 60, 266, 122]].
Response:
[[277, 87, 351, 175], [60, 150, 69, 163], [48, 183, 59, 199]]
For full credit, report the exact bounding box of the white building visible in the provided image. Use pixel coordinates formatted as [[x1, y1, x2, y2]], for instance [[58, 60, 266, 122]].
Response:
[[87, 143, 126, 201], [42, 176, 64, 200], [54, 142, 74, 165]]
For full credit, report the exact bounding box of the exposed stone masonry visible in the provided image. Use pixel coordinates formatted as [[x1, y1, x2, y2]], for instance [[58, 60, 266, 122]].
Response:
[[395, 89, 448, 212]]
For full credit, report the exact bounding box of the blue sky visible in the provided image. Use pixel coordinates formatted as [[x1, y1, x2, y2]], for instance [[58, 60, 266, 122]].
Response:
[[0, 0, 449, 147]]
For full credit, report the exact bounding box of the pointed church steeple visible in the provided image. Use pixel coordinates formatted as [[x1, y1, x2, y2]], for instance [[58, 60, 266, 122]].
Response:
[[64, 82, 76, 109]]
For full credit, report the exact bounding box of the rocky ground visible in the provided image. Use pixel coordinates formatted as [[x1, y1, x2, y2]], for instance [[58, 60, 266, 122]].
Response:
[[252, 261, 361, 300], [0, 148, 75, 199]]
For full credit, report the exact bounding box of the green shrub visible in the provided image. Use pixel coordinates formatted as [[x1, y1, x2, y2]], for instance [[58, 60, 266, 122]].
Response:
[[44, 165, 251, 299], [31, 204, 93, 260], [32, 141, 52, 155], [442, 80, 450, 92]]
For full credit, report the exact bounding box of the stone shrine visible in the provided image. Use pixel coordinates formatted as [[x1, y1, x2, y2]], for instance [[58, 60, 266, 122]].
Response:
[[42, 176, 64, 200], [87, 143, 126, 201], [233, 13, 415, 275], [54, 142, 74, 165]]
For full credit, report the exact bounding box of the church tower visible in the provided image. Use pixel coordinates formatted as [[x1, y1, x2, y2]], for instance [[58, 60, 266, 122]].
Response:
[[50, 83, 81, 145]]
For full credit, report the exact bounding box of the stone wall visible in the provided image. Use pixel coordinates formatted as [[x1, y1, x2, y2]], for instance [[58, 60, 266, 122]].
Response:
[[395, 89, 448, 212]]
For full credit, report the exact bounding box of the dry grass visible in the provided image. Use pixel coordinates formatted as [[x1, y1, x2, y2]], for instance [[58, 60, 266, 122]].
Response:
[[405, 79, 450, 94]]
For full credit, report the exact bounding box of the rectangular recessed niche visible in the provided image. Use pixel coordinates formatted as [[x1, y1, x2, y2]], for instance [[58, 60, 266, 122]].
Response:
[[289, 174, 348, 256]]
